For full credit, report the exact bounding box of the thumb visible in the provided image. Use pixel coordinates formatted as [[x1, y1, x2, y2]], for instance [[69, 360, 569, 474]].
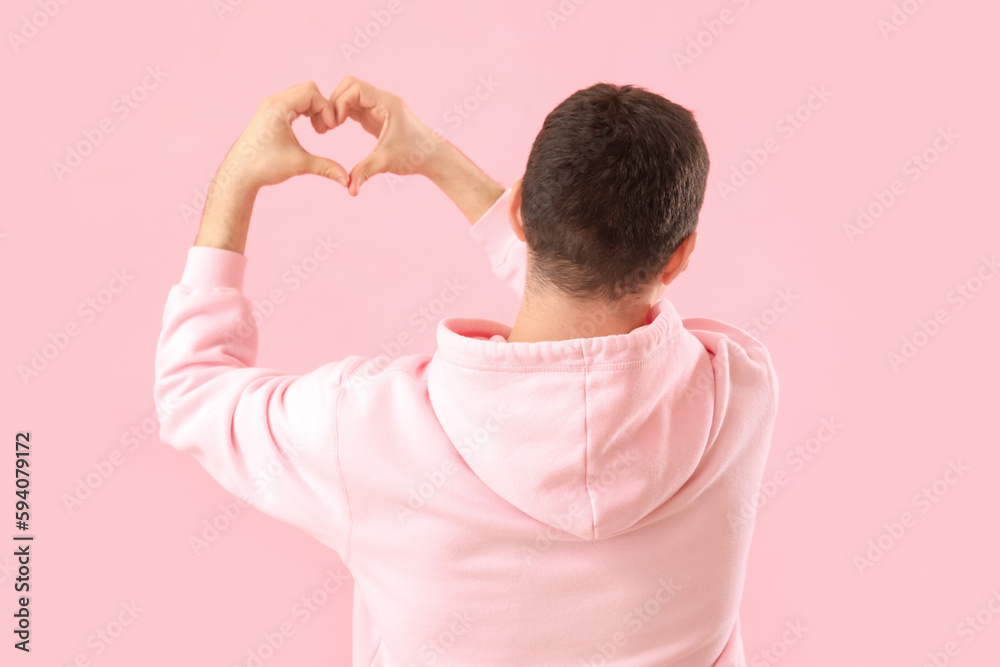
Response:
[[302, 151, 349, 187], [348, 150, 390, 197]]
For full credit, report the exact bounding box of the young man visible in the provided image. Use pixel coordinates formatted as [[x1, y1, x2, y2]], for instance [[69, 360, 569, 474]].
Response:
[[154, 76, 778, 666]]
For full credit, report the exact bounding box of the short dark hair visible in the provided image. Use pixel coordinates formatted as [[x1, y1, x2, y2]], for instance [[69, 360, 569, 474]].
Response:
[[520, 82, 710, 304]]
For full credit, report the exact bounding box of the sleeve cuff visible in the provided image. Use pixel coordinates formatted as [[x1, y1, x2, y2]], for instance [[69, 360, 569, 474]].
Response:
[[469, 187, 513, 254], [180, 245, 248, 290]]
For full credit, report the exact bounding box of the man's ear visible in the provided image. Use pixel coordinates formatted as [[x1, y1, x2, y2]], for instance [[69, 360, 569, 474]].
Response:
[[660, 230, 697, 288], [508, 177, 526, 242]]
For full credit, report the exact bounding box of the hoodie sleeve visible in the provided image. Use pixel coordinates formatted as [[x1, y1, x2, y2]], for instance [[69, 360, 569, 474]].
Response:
[[468, 186, 527, 299], [153, 245, 358, 557]]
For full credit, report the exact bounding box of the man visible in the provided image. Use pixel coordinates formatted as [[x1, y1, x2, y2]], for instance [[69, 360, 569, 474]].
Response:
[[154, 76, 778, 666]]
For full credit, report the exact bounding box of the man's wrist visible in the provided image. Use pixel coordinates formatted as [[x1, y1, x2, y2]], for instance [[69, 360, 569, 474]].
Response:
[[193, 175, 260, 255], [420, 140, 504, 223], [417, 135, 460, 183]]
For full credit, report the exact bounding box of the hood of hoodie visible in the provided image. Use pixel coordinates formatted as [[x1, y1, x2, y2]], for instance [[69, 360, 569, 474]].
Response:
[[426, 298, 725, 541]]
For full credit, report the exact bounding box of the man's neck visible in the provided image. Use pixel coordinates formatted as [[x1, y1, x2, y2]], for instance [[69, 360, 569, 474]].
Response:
[[505, 295, 654, 343]]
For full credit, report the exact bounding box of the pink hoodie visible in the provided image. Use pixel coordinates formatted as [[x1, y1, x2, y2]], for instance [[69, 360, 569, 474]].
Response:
[[154, 187, 779, 667]]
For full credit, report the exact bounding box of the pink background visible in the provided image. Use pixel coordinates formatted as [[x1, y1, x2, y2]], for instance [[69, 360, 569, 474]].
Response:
[[3, 0, 999, 665]]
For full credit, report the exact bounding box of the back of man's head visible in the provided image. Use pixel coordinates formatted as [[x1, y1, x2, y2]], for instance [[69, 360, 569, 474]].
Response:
[[520, 83, 710, 305]]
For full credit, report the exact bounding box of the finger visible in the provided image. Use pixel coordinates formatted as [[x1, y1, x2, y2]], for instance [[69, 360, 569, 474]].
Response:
[[310, 110, 330, 135], [330, 80, 382, 128], [311, 99, 338, 134], [348, 114, 394, 195], [327, 75, 357, 106], [300, 149, 349, 186], [348, 149, 390, 197], [281, 81, 333, 127], [327, 76, 363, 126], [321, 98, 335, 129]]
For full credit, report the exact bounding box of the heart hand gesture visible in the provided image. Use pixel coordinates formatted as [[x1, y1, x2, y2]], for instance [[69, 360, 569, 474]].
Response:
[[326, 75, 449, 196], [215, 80, 351, 191]]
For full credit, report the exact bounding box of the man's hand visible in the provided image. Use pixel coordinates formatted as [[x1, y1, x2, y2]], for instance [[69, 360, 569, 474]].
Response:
[[328, 75, 505, 222], [195, 81, 351, 254], [216, 80, 350, 192], [327, 75, 448, 196]]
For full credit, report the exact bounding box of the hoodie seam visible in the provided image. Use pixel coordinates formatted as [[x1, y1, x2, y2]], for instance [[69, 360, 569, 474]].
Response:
[[435, 328, 683, 372], [496, 228, 517, 276], [366, 636, 385, 666], [336, 358, 426, 566], [333, 376, 354, 566], [762, 347, 779, 412], [435, 359, 651, 372], [580, 346, 598, 539]]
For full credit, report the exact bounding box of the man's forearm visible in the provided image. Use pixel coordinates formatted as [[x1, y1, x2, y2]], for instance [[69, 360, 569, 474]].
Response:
[[192, 127, 503, 253], [193, 175, 260, 255], [421, 140, 505, 224]]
